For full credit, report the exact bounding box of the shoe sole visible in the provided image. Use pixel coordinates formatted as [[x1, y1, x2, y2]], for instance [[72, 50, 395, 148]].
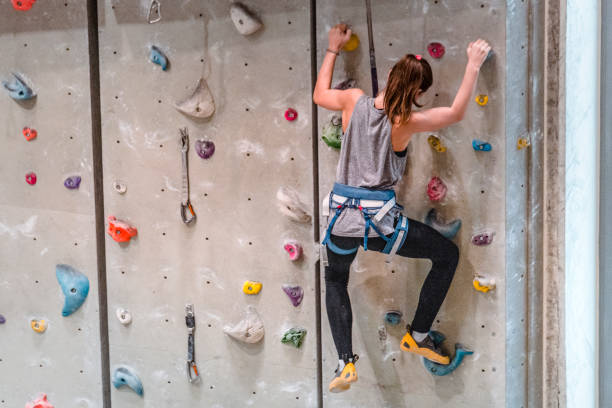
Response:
[[328, 364, 358, 393], [400, 333, 450, 365]]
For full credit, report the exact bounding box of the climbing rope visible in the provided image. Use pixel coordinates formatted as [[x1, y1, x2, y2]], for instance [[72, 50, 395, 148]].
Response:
[[179, 128, 196, 224], [185, 304, 200, 383]]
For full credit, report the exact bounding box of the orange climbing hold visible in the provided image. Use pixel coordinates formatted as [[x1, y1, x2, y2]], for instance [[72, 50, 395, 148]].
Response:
[[22, 127, 37, 141], [342, 34, 360, 52], [12, 0, 36, 11], [107, 216, 138, 243]]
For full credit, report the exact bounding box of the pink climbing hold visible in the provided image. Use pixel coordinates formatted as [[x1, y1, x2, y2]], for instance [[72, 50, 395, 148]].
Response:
[[427, 176, 447, 202], [25, 172, 37, 185], [284, 108, 298, 121], [25, 394, 54, 408], [284, 241, 303, 261], [472, 231, 495, 246], [427, 42, 445, 59]]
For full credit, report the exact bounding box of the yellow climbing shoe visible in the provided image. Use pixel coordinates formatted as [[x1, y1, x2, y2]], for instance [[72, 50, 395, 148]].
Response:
[[400, 326, 450, 365], [328, 361, 358, 393]]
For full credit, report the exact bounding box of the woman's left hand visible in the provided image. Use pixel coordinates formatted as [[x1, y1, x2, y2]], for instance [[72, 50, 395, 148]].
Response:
[[328, 23, 352, 53]]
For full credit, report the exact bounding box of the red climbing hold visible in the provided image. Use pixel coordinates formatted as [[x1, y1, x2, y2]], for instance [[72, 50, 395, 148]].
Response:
[[427, 176, 447, 202], [23, 127, 37, 141], [12, 0, 36, 11], [285, 108, 298, 121], [427, 42, 445, 59], [107, 216, 138, 243], [25, 172, 37, 185]]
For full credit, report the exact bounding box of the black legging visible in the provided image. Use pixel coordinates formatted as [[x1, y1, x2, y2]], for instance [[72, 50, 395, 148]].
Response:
[[324, 217, 459, 361]]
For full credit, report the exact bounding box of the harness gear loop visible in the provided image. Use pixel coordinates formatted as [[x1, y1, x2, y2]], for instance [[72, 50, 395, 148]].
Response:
[[185, 304, 200, 383], [179, 128, 196, 225], [147, 0, 161, 24]]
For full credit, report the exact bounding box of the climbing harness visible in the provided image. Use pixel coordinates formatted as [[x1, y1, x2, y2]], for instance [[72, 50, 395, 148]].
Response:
[[321, 183, 409, 263], [147, 0, 161, 24], [185, 304, 200, 383], [179, 128, 196, 224]]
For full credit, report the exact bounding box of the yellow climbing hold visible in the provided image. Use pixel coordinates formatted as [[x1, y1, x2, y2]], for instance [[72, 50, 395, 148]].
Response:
[[31, 319, 47, 333], [427, 135, 447, 153], [517, 137, 530, 150], [343, 34, 360, 52], [475, 94, 489, 106], [473, 277, 496, 293], [242, 280, 262, 295]]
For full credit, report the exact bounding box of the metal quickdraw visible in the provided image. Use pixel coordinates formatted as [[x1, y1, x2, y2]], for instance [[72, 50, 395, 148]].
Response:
[[185, 304, 200, 383], [147, 0, 161, 24], [179, 128, 196, 224]]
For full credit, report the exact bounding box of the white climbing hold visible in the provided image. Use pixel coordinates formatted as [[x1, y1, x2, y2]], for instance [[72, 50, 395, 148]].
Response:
[[116, 308, 132, 325], [276, 187, 311, 224], [175, 78, 215, 119], [113, 180, 127, 194], [229, 2, 263, 36], [223, 305, 264, 344]]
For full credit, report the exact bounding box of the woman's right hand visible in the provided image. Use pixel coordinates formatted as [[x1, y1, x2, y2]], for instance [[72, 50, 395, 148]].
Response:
[[328, 23, 352, 53], [467, 39, 492, 69]]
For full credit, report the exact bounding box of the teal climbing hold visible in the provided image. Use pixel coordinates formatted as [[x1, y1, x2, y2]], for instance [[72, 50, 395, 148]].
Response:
[[472, 139, 492, 151], [112, 366, 143, 396], [56, 264, 90, 317], [281, 327, 307, 348], [424, 208, 462, 239], [322, 115, 342, 149], [2, 73, 35, 100], [150, 45, 168, 71], [384, 310, 402, 325], [421, 330, 473, 376]]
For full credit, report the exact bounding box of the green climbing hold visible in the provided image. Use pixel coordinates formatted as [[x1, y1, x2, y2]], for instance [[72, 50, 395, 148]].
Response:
[[322, 116, 342, 149], [281, 327, 307, 348]]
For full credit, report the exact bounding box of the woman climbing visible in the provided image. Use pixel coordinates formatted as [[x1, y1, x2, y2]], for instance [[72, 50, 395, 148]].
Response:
[[313, 23, 491, 393]]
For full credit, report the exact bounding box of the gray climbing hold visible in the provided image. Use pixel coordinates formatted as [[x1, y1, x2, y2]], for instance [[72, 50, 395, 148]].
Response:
[[223, 305, 264, 343], [112, 366, 143, 396], [281, 327, 307, 348], [282, 284, 304, 307], [333, 78, 356, 90], [230, 2, 263, 36], [56, 264, 90, 317], [2, 72, 35, 100], [175, 78, 215, 119], [150, 45, 168, 71], [276, 187, 311, 224]]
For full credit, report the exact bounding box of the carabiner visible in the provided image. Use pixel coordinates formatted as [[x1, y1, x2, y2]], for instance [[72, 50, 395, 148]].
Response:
[[181, 201, 196, 224], [147, 0, 161, 24], [187, 360, 200, 383]]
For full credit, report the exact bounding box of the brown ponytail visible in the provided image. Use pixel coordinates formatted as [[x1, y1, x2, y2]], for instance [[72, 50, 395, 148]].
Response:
[[383, 54, 433, 125]]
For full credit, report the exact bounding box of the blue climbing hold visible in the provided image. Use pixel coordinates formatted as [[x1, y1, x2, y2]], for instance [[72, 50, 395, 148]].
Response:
[[112, 366, 143, 396], [422, 330, 474, 376], [384, 310, 402, 325], [150, 45, 168, 71], [2, 72, 35, 100], [472, 139, 492, 152], [56, 264, 90, 317], [424, 208, 462, 239]]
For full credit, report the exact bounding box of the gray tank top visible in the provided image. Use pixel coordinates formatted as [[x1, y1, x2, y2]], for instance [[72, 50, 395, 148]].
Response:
[[330, 94, 408, 237]]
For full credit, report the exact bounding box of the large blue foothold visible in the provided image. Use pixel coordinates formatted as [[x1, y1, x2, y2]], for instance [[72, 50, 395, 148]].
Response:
[[424, 208, 462, 239], [56, 264, 90, 317], [384, 310, 402, 325], [2, 72, 35, 100], [150, 45, 168, 71], [422, 330, 473, 376], [112, 366, 144, 396]]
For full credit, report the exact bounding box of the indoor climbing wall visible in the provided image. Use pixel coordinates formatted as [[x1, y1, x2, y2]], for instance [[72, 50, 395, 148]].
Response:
[[97, 0, 317, 406], [318, 1, 508, 407], [0, 1, 103, 407]]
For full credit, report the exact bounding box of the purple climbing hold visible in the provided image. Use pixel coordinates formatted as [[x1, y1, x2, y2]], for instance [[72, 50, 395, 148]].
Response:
[[0, 314, 5, 324], [195, 139, 215, 159], [282, 284, 304, 307], [472, 231, 495, 246], [64, 175, 81, 189]]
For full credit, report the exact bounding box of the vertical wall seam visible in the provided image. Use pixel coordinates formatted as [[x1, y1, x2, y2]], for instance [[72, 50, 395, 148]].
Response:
[[309, 0, 322, 406], [86, 0, 111, 406]]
